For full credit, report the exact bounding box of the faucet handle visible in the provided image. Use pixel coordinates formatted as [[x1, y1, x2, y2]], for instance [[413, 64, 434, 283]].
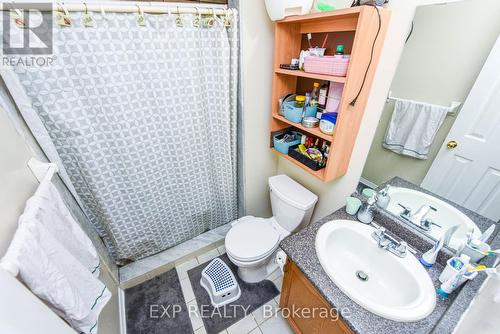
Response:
[[398, 203, 412, 215], [397, 241, 407, 253], [375, 226, 386, 238]]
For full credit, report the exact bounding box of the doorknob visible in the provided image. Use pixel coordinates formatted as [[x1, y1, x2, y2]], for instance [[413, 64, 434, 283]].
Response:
[[447, 140, 458, 149]]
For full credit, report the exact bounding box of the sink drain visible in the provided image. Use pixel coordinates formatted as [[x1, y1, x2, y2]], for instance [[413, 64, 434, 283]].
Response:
[[356, 270, 369, 282]]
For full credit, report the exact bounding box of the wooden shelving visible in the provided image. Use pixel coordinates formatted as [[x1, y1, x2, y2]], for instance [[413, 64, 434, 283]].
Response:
[[275, 68, 346, 83], [271, 148, 325, 181], [269, 6, 391, 182], [273, 114, 334, 142]]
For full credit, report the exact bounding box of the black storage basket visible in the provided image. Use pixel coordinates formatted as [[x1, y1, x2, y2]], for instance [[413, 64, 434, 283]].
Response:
[[287, 144, 326, 171]]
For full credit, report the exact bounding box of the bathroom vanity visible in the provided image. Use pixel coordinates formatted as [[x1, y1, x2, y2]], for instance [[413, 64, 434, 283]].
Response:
[[279, 188, 500, 334], [280, 259, 353, 334]]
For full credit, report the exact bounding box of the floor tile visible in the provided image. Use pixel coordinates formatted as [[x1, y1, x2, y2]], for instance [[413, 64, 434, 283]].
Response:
[[217, 330, 228, 334], [217, 245, 226, 255], [197, 248, 220, 264], [194, 327, 207, 334], [248, 327, 263, 334], [272, 275, 283, 292], [267, 268, 282, 282], [176, 258, 199, 280], [259, 313, 293, 334], [252, 299, 278, 325], [180, 277, 195, 303], [187, 299, 204, 330], [273, 294, 281, 305], [227, 315, 258, 334]]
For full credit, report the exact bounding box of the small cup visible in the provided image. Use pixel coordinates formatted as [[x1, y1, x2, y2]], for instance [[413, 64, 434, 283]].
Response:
[[461, 242, 490, 264], [346, 197, 362, 215], [361, 188, 376, 199], [309, 47, 326, 56], [439, 257, 478, 284]]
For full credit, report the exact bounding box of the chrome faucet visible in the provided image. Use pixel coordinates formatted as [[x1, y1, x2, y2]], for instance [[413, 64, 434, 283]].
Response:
[[371, 226, 408, 258], [398, 204, 441, 232]]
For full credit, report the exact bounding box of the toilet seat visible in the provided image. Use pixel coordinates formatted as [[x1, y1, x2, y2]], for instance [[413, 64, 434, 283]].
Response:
[[225, 218, 280, 262]]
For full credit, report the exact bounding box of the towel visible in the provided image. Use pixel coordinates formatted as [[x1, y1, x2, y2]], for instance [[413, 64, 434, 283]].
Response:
[[383, 98, 449, 159], [0, 181, 110, 334], [24, 181, 101, 277]]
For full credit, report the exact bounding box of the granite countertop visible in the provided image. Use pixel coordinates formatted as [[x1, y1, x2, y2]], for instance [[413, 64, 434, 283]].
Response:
[[280, 206, 500, 334]]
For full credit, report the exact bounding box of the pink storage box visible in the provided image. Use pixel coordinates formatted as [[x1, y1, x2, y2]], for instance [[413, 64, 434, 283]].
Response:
[[303, 55, 350, 77]]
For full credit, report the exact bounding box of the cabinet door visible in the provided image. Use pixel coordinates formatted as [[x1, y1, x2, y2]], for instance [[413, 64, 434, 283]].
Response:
[[280, 260, 352, 334]]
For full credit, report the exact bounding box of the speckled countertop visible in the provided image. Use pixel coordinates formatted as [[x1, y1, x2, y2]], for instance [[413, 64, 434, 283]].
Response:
[[280, 179, 499, 334]]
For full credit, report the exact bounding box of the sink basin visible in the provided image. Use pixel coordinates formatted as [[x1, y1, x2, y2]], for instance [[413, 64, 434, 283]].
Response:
[[315, 220, 436, 322], [386, 187, 481, 250]]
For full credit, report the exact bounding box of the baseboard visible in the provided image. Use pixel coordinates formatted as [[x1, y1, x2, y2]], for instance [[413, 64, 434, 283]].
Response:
[[118, 288, 127, 334], [359, 177, 378, 189]]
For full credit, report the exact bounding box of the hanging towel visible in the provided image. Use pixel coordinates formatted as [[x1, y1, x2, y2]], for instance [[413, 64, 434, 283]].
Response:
[[383, 98, 449, 159], [0, 220, 111, 334], [0, 180, 110, 334], [24, 181, 101, 277]]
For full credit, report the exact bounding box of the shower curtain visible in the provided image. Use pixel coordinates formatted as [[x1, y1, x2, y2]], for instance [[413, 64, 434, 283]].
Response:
[[1, 10, 239, 262]]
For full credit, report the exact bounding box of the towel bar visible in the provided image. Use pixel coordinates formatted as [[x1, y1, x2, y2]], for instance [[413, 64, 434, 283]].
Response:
[[386, 91, 461, 116]]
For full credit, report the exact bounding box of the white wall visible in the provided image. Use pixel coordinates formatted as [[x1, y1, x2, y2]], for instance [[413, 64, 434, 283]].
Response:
[[240, 0, 278, 218], [0, 108, 120, 334], [276, 1, 419, 221]]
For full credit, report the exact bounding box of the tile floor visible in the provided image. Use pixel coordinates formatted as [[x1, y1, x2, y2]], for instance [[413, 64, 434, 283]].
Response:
[[176, 245, 294, 334]]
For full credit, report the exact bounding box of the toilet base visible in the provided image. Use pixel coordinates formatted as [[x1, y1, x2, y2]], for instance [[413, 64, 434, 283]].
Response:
[[235, 253, 280, 283]]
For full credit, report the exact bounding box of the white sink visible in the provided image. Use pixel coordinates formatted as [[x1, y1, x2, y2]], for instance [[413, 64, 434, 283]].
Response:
[[386, 187, 481, 250], [316, 220, 436, 322]]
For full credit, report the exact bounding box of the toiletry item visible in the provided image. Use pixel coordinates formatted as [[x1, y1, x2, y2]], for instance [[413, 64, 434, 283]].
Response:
[[420, 225, 460, 267], [479, 224, 496, 243], [310, 82, 320, 106], [307, 33, 313, 49], [318, 82, 329, 109], [357, 195, 377, 224], [319, 112, 337, 135], [302, 117, 319, 128], [439, 254, 471, 283], [437, 254, 471, 298], [299, 50, 311, 70], [361, 188, 376, 199], [309, 47, 326, 57], [346, 197, 362, 215], [461, 240, 490, 263], [295, 95, 305, 108], [335, 44, 345, 56], [279, 63, 300, 70], [291, 58, 300, 66], [325, 82, 343, 113], [376, 185, 391, 209]]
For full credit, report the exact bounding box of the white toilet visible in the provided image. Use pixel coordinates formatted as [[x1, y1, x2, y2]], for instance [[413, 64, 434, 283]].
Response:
[[225, 174, 318, 283]]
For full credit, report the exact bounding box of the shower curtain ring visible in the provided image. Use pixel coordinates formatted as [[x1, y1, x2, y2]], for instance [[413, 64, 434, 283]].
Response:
[[206, 8, 215, 28], [193, 7, 201, 28], [175, 7, 183, 27]]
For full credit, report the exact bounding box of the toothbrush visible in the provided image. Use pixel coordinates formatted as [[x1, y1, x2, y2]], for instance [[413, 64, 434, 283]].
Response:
[[481, 249, 500, 256], [479, 224, 495, 243], [307, 33, 313, 48]]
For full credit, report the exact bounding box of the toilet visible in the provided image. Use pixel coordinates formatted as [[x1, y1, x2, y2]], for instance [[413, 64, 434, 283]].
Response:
[[225, 174, 318, 283]]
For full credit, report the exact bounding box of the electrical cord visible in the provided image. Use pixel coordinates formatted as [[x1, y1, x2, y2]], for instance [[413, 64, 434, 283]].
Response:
[[405, 21, 414, 44], [349, 5, 381, 107]]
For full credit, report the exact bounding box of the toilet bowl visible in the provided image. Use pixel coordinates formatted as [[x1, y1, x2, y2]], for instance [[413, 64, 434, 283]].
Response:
[[225, 175, 318, 283]]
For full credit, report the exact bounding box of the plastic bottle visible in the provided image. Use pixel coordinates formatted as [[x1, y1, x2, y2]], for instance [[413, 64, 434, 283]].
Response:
[[318, 82, 329, 109], [310, 82, 320, 107], [335, 44, 345, 56]]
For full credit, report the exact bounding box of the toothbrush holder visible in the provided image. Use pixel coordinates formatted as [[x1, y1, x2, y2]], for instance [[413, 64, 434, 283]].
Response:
[[462, 242, 490, 264], [439, 258, 478, 284], [346, 197, 362, 215]]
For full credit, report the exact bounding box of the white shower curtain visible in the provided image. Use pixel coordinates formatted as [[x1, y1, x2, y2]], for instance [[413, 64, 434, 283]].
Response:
[[1, 10, 239, 262]]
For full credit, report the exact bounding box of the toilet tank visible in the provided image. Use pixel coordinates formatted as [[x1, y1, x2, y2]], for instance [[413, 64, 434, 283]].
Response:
[[268, 175, 318, 232]]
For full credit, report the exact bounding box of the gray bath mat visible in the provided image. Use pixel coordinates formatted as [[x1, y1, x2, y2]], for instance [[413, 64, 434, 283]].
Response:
[[125, 268, 193, 334], [188, 254, 279, 334]]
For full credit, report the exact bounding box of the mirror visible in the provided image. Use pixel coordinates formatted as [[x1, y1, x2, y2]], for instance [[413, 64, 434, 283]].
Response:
[[359, 0, 499, 253]]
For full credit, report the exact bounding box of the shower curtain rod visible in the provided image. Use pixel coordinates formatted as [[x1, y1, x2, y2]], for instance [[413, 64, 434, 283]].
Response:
[[1, 3, 230, 15]]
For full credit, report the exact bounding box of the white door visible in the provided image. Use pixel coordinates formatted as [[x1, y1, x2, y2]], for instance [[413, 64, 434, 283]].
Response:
[[421, 36, 500, 222]]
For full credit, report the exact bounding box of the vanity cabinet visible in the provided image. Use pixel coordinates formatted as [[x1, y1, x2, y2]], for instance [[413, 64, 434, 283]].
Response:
[[280, 259, 353, 334], [269, 7, 391, 182]]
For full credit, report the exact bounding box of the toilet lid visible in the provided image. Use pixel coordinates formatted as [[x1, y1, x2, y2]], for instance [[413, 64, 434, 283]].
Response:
[[226, 218, 280, 262]]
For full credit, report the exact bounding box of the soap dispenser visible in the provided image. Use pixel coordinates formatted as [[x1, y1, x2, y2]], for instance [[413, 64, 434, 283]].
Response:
[[376, 185, 391, 209], [357, 195, 377, 224]]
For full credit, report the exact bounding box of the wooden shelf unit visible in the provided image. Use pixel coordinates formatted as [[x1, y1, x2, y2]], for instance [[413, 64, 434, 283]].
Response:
[[270, 6, 390, 182]]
